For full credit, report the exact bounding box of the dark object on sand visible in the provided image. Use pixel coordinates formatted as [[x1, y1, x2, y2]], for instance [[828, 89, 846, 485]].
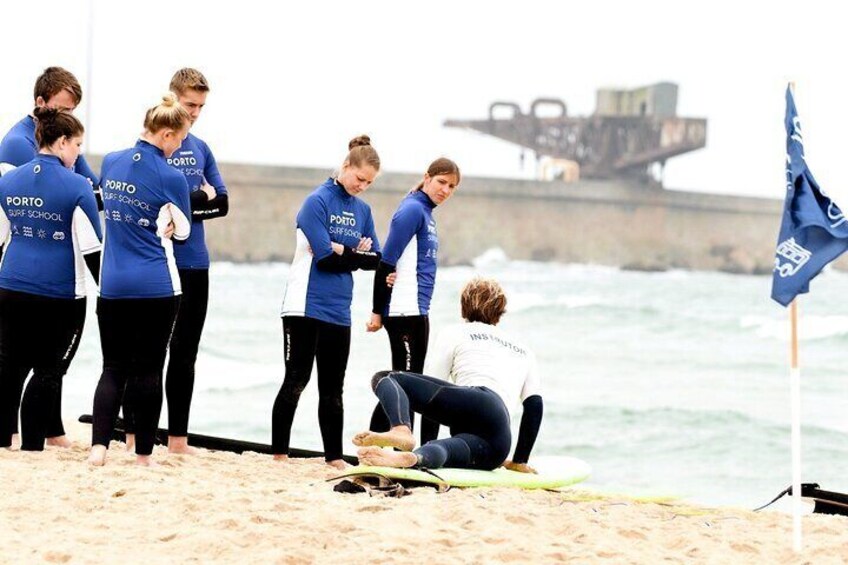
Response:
[[755, 483, 848, 516]]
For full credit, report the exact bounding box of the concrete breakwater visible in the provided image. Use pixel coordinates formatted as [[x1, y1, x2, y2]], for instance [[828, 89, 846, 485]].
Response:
[[206, 162, 788, 274], [89, 157, 787, 273]]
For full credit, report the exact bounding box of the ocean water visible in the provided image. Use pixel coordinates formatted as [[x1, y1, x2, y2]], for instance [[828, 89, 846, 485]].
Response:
[[63, 257, 848, 508]]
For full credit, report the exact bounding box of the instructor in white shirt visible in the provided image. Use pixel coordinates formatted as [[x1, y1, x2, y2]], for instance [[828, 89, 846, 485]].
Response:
[[354, 277, 543, 472]]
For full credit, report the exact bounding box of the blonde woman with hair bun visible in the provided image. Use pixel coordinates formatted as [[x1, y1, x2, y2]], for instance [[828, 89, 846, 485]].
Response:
[[88, 94, 192, 467], [276, 135, 383, 470]]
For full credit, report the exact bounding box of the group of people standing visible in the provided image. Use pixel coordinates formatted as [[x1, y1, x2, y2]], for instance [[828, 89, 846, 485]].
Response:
[[0, 67, 227, 466], [275, 138, 545, 474], [0, 65, 544, 475]]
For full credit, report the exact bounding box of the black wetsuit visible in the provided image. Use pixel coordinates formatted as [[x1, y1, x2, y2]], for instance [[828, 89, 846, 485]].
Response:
[[0, 291, 84, 449], [162, 133, 228, 438], [367, 316, 440, 443], [371, 370, 513, 470], [275, 177, 381, 461], [272, 316, 351, 461], [0, 153, 102, 450], [92, 297, 180, 455]]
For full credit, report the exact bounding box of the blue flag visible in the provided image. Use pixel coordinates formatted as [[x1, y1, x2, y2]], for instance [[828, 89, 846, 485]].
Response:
[[771, 85, 848, 306]]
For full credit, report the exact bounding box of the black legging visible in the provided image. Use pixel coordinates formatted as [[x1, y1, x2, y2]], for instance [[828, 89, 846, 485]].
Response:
[[0, 289, 81, 450], [164, 268, 209, 436], [9, 299, 86, 438], [371, 370, 512, 470], [272, 316, 350, 461], [368, 316, 439, 441], [91, 296, 179, 456]]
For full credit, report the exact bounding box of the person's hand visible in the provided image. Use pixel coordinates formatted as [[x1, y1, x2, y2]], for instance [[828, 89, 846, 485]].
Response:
[[502, 460, 537, 474], [201, 183, 216, 200], [366, 313, 383, 332], [163, 222, 175, 238], [331, 242, 345, 255], [386, 272, 397, 287], [357, 237, 372, 252]]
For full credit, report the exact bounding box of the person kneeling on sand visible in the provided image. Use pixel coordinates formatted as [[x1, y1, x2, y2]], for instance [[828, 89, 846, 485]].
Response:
[[354, 277, 543, 472]]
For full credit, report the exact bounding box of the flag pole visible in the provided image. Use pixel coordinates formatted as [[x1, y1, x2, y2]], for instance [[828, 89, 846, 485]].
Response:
[[84, 0, 94, 151], [790, 297, 802, 552]]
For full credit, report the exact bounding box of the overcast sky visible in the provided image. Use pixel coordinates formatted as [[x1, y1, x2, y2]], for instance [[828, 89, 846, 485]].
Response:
[[1, 1, 844, 200]]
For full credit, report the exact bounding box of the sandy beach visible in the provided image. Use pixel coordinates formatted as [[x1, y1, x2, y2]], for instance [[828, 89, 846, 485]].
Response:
[[0, 421, 845, 564]]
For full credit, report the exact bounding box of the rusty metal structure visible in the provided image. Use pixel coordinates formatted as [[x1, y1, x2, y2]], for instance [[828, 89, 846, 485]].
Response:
[[444, 82, 706, 184]]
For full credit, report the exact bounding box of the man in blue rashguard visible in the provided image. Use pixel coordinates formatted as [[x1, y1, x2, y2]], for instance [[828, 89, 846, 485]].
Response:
[[0, 67, 100, 205], [161, 68, 229, 454]]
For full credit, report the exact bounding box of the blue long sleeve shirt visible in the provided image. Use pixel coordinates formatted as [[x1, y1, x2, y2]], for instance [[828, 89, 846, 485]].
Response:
[[0, 154, 102, 299], [99, 140, 192, 299], [281, 177, 380, 326], [167, 133, 227, 269], [380, 190, 438, 316]]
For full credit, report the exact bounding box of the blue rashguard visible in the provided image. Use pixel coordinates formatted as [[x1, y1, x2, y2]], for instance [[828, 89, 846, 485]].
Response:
[[99, 140, 192, 299], [281, 178, 381, 326], [0, 155, 102, 298], [378, 190, 438, 316], [0, 116, 99, 189], [166, 133, 228, 269]]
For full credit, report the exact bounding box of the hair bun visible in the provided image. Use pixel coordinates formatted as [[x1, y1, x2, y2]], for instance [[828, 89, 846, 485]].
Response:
[[32, 106, 60, 122], [348, 134, 371, 150], [161, 92, 178, 107]]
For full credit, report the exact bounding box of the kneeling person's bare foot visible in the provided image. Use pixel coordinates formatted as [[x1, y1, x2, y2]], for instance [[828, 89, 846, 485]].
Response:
[[168, 436, 199, 455], [357, 446, 418, 468], [87, 445, 107, 466], [46, 435, 72, 448], [352, 425, 415, 452]]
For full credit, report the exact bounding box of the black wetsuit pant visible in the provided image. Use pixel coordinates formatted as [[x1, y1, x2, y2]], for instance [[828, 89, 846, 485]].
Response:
[[371, 370, 512, 470], [91, 296, 179, 456], [272, 316, 350, 462], [9, 297, 85, 439], [368, 315, 438, 442], [164, 268, 208, 437], [0, 289, 82, 450]]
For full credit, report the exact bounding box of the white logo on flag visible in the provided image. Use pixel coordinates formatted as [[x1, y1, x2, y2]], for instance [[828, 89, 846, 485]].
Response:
[[791, 117, 804, 145], [774, 237, 811, 277]]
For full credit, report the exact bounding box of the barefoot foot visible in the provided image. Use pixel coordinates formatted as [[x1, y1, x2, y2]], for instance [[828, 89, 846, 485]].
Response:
[[326, 459, 349, 471], [352, 425, 415, 451], [87, 445, 108, 466], [46, 435, 72, 448], [357, 446, 418, 468], [273, 454, 289, 462], [124, 433, 135, 452], [135, 455, 158, 467], [167, 436, 198, 455]]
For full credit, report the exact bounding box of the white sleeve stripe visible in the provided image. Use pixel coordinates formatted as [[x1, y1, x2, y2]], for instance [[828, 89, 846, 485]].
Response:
[[72, 206, 102, 254], [0, 163, 17, 176], [168, 202, 191, 241], [0, 207, 10, 243]]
